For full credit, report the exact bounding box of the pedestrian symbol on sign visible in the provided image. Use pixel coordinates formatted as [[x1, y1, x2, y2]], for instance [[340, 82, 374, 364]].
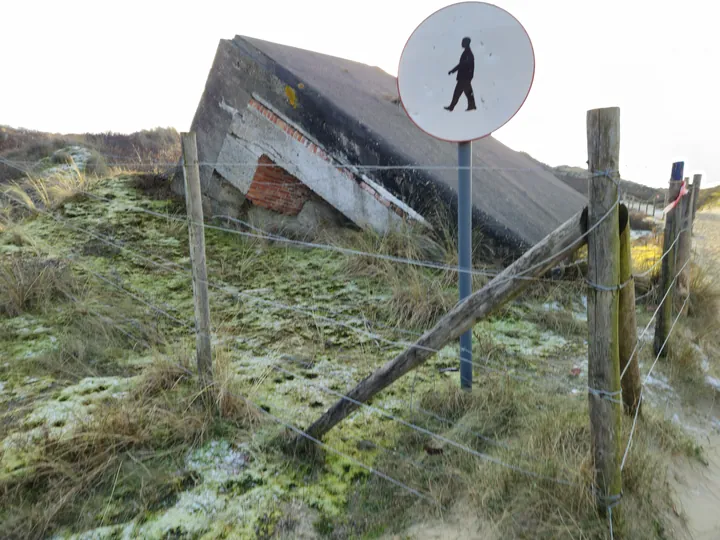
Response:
[[445, 37, 476, 112]]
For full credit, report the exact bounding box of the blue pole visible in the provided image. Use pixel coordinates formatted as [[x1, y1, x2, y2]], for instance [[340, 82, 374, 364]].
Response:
[[458, 141, 472, 390], [671, 161, 684, 182]]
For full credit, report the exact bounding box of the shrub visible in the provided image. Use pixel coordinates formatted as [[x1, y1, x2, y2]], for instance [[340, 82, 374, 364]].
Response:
[[84, 151, 109, 177], [51, 150, 73, 165], [628, 211, 655, 231]]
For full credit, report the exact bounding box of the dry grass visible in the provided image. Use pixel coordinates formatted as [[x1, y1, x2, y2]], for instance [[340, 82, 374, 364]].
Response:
[[4, 164, 100, 214], [697, 186, 720, 210], [0, 349, 259, 540], [335, 378, 699, 539], [0, 256, 78, 317], [334, 223, 490, 329], [665, 329, 706, 390], [84, 151, 109, 177], [387, 271, 456, 328], [686, 264, 720, 331]]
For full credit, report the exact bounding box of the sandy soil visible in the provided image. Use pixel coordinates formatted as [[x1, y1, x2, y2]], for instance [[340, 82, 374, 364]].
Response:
[[672, 434, 720, 540], [670, 209, 720, 539]]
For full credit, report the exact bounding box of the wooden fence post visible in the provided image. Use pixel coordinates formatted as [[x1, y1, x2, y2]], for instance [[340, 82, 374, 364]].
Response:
[[690, 173, 702, 230], [618, 205, 641, 416], [653, 162, 684, 358], [586, 107, 623, 514], [676, 177, 694, 297], [181, 132, 213, 387]]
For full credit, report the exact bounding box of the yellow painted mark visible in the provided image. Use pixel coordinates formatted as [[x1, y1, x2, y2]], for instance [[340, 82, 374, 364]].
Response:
[[298, 82, 305, 89], [285, 85, 298, 108]]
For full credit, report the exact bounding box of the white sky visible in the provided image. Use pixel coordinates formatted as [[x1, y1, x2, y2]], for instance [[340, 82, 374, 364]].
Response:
[[2, 0, 716, 187]]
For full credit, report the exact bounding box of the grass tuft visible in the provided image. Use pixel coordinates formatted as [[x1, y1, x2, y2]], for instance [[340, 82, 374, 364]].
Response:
[[4, 163, 99, 213], [84, 151, 109, 177], [0, 349, 259, 540], [687, 263, 720, 327], [335, 377, 698, 539], [333, 223, 490, 329], [0, 256, 77, 317]]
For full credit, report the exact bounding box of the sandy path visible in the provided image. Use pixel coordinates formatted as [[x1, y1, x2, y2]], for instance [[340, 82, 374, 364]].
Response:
[[672, 434, 720, 540], [671, 209, 720, 539]]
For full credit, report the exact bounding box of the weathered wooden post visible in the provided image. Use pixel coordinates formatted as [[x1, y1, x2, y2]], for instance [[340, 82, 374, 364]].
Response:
[[618, 205, 641, 416], [586, 107, 623, 514], [653, 162, 684, 358], [181, 132, 213, 387], [690, 173, 703, 230], [676, 177, 694, 297], [300, 208, 589, 442]]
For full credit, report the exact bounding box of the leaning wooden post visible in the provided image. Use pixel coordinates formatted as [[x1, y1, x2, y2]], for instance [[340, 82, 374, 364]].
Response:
[[690, 173, 702, 230], [618, 205, 641, 416], [181, 132, 213, 388], [653, 162, 684, 358], [586, 107, 622, 514], [300, 208, 589, 443]]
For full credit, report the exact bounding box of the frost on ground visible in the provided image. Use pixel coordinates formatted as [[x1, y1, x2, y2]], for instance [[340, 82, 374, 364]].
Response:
[[2, 174, 718, 539], [44, 146, 94, 176]]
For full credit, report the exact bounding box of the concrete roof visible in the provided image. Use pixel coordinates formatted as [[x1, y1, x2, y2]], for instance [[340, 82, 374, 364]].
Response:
[[239, 36, 587, 246]]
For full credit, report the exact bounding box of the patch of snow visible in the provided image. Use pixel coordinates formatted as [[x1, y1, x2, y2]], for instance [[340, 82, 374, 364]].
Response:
[[631, 229, 653, 240], [541, 301, 563, 312], [671, 413, 710, 436], [705, 376, 720, 392], [21, 376, 134, 437], [132, 487, 225, 538], [186, 440, 251, 484], [645, 373, 674, 392]]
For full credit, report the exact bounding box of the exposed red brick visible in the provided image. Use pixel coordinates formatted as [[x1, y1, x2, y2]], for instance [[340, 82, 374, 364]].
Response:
[[247, 155, 310, 215], [247, 98, 414, 223]]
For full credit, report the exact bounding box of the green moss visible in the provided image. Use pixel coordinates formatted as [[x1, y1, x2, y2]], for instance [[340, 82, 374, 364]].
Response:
[[1, 173, 711, 539]]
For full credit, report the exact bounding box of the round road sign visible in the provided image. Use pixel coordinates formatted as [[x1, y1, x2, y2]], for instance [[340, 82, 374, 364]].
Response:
[[397, 1, 535, 143]]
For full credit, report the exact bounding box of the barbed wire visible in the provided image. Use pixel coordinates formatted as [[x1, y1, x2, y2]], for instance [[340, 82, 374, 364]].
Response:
[[0, 166, 699, 540], [621, 291, 692, 471], [0, 189, 593, 484], [80, 190, 586, 283], [58, 248, 586, 487], [0, 190, 592, 382], [620, 257, 691, 381], [1, 157, 629, 175]]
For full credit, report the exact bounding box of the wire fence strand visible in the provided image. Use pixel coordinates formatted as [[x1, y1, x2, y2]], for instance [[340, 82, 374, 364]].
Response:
[[0, 162, 700, 540]]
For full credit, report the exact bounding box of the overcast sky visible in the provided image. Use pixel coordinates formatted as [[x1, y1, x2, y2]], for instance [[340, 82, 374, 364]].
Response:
[[2, 0, 716, 187]]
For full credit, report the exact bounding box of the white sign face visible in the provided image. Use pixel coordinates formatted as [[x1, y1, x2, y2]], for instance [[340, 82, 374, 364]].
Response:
[[397, 2, 535, 143]]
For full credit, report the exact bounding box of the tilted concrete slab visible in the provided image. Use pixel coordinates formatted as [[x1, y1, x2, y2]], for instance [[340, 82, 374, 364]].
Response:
[[187, 35, 587, 255]]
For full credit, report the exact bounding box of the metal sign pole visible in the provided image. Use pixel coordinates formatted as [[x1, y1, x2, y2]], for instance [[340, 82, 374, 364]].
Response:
[[458, 141, 473, 390], [397, 2, 535, 392]]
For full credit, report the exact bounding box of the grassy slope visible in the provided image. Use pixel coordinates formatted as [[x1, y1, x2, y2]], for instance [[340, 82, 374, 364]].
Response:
[[697, 185, 720, 210], [0, 170, 714, 539], [0, 125, 180, 185]]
